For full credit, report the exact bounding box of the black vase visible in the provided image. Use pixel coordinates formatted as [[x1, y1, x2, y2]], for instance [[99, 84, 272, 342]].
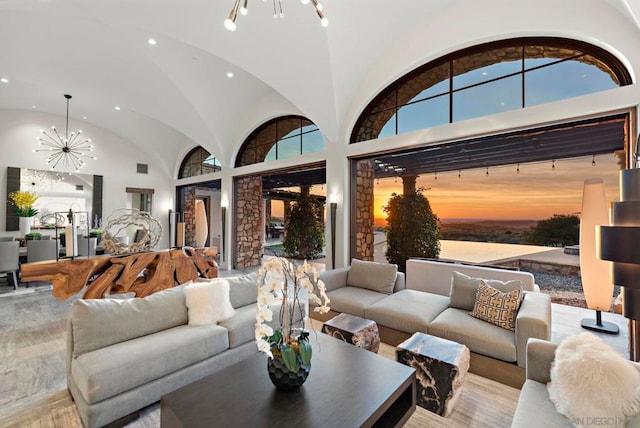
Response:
[[267, 357, 310, 391]]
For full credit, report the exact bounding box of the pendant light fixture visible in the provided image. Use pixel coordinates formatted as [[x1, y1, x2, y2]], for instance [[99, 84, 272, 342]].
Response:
[[224, 0, 328, 31], [35, 94, 96, 172]]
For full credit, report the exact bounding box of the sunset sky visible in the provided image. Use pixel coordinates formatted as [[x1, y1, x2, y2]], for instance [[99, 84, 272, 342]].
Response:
[[269, 153, 621, 223], [374, 154, 621, 223]]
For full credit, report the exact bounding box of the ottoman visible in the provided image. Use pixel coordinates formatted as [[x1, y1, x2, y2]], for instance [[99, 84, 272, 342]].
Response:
[[321, 313, 381, 353], [396, 332, 470, 416]]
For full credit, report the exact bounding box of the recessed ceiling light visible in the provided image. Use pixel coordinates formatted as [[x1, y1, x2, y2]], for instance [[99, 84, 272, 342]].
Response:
[[31, 105, 36, 109], [83, 116, 87, 119], [0, 78, 8, 83], [148, 38, 157, 45], [227, 72, 234, 78], [115, 106, 121, 111]]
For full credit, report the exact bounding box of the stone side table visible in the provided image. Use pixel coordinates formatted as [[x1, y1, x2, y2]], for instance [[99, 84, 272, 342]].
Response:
[[396, 332, 470, 416], [321, 313, 381, 353]]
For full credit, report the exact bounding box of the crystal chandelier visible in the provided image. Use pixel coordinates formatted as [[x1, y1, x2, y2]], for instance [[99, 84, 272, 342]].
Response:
[[224, 0, 328, 31], [35, 94, 96, 172]]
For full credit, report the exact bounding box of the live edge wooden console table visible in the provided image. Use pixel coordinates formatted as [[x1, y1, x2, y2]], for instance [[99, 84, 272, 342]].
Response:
[[20, 247, 218, 300], [161, 333, 416, 428]]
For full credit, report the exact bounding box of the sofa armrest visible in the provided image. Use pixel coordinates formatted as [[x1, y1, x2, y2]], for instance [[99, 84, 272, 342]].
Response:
[[515, 292, 551, 367], [526, 338, 557, 383], [319, 267, 350, 292], [393, 272, 406, 292], [66, 317, 74, 377]]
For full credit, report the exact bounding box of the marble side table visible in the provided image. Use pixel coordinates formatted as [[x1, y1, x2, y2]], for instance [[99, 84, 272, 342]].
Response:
[[396, 332, 470, 416], [321, 313, 381, 353]]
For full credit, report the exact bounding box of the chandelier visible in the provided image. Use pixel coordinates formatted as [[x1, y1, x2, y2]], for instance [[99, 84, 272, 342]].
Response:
[[35, 94, 96, 172], [224, 0, 328, 31]]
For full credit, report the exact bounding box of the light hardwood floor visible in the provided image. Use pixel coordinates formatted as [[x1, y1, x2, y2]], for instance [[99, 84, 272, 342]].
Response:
[[0, 284, 628, 428]]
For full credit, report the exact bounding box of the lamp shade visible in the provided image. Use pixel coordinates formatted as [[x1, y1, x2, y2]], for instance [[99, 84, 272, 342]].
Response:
[[195, 199, 208, 248], [579, 178, 613, 311]]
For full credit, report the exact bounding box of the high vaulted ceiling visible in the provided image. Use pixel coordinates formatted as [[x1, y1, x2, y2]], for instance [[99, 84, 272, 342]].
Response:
[[2, 0, 640, 174]]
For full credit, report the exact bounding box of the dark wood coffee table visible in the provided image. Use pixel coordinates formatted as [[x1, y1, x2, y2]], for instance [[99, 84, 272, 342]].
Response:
[[161, 333, 416, 427]]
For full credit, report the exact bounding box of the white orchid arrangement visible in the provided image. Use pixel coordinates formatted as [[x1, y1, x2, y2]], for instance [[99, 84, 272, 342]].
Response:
[[255, 257, 330, 372]]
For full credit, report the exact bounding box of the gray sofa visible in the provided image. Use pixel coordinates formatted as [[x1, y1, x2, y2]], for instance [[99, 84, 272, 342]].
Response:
[[313, 258, 551, 387], [512, 339, 640, 427], [66, 273, 261, 428]]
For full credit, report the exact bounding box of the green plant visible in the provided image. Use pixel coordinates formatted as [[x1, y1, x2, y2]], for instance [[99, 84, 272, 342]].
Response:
[[282, 188, 324, 260], [8, 190, 39, 217], [25, 232, 42, 240], [89, 230, 102, 236], [383, 187, 440, 272], [522, 214, 579, 247]]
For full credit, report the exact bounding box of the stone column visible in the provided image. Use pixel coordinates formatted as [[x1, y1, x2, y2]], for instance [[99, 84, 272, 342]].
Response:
[[355, 160, 374, 261], [402, 174, 418, 195], [235, 176, 263, 269], [183, 186, 196, 247]]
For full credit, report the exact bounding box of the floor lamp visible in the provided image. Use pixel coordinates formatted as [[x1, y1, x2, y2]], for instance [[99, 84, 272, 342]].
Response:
[[580, 178, 619, 334], [598, 168, 640, 360]]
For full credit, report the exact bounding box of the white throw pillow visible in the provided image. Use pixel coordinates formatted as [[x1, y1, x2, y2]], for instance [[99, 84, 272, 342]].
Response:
[[548, 332, 640, 428], [185, 279, 236, 326]]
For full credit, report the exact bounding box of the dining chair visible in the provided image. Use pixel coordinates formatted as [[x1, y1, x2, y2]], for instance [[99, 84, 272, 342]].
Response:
[[0, 241, 20, 289], [77, 237, 97, 257], [26, 239, 58, 263], [0, 236, 15, 241]]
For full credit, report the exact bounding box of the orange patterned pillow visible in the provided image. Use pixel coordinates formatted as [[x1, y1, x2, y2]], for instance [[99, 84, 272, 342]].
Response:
[[470, 280, 522, 331]]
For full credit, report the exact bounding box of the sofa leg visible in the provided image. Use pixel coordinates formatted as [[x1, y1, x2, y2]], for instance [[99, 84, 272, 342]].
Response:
[[103, 411, 140, 428]]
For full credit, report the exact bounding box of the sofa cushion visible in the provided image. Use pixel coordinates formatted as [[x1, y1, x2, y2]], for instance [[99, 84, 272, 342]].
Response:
[[450, 271, 522, 311], [428, 307, 517, 362], [327, 286, 388, 317], [185, 279, 236, 325], [225, 273, 259, 308], [364, 290, 450, 334], [71, 285, 189, 358], [469, 281, 522, 331], [219, 301, 292, 349], [71, 324, 229, 403], [347, 259, 398, 295], [512, 380, 573, 428]]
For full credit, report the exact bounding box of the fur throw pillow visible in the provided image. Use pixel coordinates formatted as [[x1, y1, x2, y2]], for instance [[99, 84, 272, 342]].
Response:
[[548, 332, 640, 428], [185, 279, 236, 326]]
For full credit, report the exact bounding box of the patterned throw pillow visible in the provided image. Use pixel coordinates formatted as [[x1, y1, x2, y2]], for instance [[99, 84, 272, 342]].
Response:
[[470, 280, 522, 331]]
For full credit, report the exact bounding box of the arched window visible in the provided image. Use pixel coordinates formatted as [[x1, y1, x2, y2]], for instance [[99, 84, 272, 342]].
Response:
[[235, 115, 324, 167], [178, 146, 221, 179], [351, 37, 631, 143]]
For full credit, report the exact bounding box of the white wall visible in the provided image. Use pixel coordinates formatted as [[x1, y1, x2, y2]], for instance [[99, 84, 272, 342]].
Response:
[[0, 109, 173, 248]]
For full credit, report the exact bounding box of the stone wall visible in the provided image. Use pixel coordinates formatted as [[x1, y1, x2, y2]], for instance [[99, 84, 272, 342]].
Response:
[[496, 259, 581, 277], [235, 176, 263, 269], [183, 186, 196, 247], [355, 160, 375, 261]]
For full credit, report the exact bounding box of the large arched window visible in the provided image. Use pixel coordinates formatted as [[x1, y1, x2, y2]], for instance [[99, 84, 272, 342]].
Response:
[[351, 37, 631, 143], [178, 146, 221, 179], [235, 115, 324, 167]]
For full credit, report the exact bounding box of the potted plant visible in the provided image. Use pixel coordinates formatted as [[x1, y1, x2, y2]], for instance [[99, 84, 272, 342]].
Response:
[[25, 232, 42, 241], [89, 230, 103, 245], [255, 257, 330, 390], [384, 187, 440, 272], [8, 190, 39, 236]]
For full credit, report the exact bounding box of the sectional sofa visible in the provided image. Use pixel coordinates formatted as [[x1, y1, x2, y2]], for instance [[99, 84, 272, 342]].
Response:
[[66, 273, 261, 428], [311, 258, 551, 387]]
